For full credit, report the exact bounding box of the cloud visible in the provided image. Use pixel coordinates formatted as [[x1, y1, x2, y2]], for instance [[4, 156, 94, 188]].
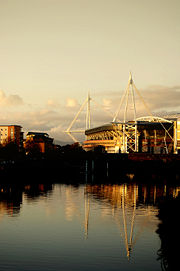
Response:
[[1, 85, 180, 143], [23, 109, 63, 131], [0, 106, 76, 142], [103, 98, 112, 109], [47, 124, 71, 143], [66, 98, 78, 108], [96, 85, 180, 119], [141, 85, 180, 112], [0, 90, 24, 106], [47, 99, 60, 108]]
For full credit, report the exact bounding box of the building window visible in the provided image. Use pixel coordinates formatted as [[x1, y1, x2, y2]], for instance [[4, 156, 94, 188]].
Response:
[[11, 128, 14, 139]]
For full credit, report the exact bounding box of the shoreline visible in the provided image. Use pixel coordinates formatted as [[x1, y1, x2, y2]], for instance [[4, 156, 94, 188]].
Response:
[[1, 153, 180, 183]]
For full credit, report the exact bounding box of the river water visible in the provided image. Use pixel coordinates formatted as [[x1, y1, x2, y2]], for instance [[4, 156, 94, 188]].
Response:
[[0, 182, 179, 271]]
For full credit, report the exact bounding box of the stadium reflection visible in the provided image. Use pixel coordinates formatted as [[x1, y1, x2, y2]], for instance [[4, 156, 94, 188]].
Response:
[[0, 182, 179, 270]]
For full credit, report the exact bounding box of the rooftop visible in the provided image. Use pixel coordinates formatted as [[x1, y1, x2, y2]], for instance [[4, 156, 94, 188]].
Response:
[[26, 132, 49, 137]]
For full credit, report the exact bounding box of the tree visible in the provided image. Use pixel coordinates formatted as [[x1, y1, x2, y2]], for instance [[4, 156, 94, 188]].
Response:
[[24, 141, 41, 158]]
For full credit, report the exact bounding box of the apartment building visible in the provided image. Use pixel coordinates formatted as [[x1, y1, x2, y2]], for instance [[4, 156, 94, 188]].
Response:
[[24, 132, 54, 153], [0, 125, 23, 146]]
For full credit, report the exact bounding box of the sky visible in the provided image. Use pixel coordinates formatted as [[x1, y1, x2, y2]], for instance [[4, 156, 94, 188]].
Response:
[[0, 0, 180, 142]]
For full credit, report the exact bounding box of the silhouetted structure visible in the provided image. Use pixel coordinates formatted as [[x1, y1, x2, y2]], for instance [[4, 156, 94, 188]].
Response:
[[156, 193, 180, 270]]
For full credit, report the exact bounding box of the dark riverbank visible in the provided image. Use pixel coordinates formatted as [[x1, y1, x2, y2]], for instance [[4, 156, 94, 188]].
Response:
[[1, 152, 180, 184]]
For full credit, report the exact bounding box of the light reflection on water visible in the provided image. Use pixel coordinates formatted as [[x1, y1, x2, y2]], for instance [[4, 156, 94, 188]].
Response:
[[0, 182, 180, 270]]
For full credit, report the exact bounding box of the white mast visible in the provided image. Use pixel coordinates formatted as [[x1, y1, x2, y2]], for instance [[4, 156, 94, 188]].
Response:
[[65, 93, 91, 143]]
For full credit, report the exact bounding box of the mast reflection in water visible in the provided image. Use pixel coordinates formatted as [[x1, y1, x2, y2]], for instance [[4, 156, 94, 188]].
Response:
[[0, 182, 179, 271]]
